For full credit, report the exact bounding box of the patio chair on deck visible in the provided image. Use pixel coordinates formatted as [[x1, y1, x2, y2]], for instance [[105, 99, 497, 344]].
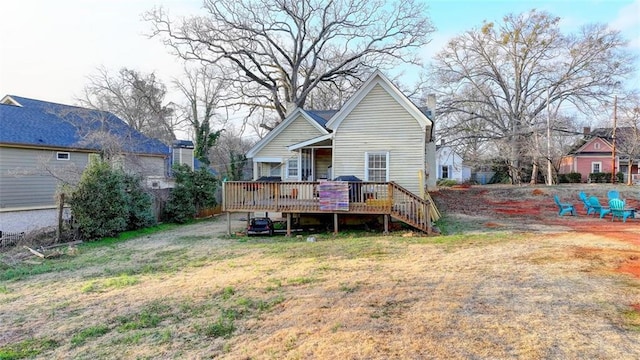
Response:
[[609, 198, 635, 222], [553, 195, 576, 216], [587, 196, 610, 218]]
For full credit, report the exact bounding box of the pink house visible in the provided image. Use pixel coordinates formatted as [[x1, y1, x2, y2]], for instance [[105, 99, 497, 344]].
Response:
[[559, 127, 639, 183]]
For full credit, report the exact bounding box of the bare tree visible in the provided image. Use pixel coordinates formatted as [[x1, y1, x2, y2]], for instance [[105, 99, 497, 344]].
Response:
[[427, 10, 635, 183], [208, 127, 254, 180], [79, 67, 179, 144], [615, 94, 640, 185], [144, 0, 434, 124], [174, 65, 228, 165]]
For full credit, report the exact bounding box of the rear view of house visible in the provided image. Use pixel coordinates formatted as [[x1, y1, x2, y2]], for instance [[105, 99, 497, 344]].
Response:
[[223, 71, 437, 234]]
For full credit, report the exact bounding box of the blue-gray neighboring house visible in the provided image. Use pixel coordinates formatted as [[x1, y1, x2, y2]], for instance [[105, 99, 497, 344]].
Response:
[[0, 95, 171, 211]]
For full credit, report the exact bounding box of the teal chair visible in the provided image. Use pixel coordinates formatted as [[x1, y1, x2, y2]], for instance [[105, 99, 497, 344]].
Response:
[[609, 198, 635, 222], [588, 196, 610, 218], [554, 195, 576, 216], [607, 190, 620, 201], [578, 191, 591, 212]]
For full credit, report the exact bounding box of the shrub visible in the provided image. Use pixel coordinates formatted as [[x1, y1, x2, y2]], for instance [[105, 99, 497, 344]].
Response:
[[70, 160, 128, 240], [557, 174, 568, 183], [123, 173, 156, 230], [164, 164, 219, 223], [437, 179, 459, 187], [164, 185, 195, 224], [566, 172, 583, 183]]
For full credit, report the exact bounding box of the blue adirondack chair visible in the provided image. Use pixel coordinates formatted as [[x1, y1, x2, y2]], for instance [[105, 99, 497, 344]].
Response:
[[587, 196, 610, 218], [578, 191, 591, 212], [609, 198, 635, 222], [554, 195, 576, 216], [607, 190, 620, 201]]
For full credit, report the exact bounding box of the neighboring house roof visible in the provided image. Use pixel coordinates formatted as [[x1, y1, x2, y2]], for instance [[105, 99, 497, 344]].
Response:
[[0, 95, 169, 156], [567, 127, 639, 155]]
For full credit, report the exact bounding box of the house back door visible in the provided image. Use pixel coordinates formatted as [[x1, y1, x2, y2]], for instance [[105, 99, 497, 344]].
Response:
[[301, 149, 313, 181]]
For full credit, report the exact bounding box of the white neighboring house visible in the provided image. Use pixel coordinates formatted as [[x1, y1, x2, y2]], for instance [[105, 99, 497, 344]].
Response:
[[435, 144, 471, 183]]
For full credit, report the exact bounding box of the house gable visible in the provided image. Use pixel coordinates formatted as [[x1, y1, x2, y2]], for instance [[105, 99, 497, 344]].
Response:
[[574, 137, 612, 154], [246, 108, 329, 159], [325, 70, 432, 133], [331, 81, 428, 194]]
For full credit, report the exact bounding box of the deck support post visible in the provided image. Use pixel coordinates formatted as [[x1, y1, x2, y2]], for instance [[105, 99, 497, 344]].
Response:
[[227, 212, 231, 236], [286, 213, 292, 237], [383, 214, 389, 234], [246, 212, 251, 230], [333, 213, 339, 235]]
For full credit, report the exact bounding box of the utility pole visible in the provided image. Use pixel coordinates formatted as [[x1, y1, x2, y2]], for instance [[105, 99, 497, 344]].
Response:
[[546, 89, 552, 185], [611, 95, 617, 184]]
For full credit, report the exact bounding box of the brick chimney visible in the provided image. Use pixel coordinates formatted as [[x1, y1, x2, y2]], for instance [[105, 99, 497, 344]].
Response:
[[583, 127, 591, 135]]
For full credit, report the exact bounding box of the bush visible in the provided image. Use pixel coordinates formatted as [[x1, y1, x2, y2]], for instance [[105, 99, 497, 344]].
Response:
[[437, 179, 459, 187], [588, 172, 623, 183], [70, 160, 128, 240], [164, 164, 219, 223], [558, 172, 582, 183], [566, 172, 583, 183], [164, 185, 196, 224], [123, 174, 156, 230]]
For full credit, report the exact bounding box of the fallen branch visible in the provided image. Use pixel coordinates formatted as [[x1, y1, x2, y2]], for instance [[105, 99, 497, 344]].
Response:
[[24, 246, 45, 258], [42, 240, 83, 250]]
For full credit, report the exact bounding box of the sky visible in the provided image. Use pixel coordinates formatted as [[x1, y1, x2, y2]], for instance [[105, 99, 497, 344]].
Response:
[[1, 0, 639, 111]]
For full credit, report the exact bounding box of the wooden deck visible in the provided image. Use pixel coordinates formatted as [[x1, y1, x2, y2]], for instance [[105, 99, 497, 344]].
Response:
[[222, 181, 432, 234]]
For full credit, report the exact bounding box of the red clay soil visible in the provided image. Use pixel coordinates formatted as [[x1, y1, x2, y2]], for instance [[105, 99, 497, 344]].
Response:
[[431, 185, 640, 278]]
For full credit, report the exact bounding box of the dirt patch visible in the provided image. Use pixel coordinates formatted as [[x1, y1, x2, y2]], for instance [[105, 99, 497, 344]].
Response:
[[431, 184, 640, 279]]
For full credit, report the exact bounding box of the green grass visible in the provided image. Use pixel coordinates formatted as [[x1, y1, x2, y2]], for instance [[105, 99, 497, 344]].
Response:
[[80, 224, 178, 249], [70, 324, 110, 346], [195, 308, 238, 338], [0, 338, 59, 360], [116, 301, 172, 332], [287, 277, 317, 286]]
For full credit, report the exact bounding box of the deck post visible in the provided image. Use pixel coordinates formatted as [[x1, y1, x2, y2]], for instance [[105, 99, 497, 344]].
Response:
[[286, 213, 292, 237], [383, 214, 389, 234], [227, 212, 231, 236], [333, 213, 339, 235], [246, 212, 251, 230]]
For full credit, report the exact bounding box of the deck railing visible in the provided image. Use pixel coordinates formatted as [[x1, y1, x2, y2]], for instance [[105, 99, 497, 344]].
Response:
[[222, 181, 431, 233]]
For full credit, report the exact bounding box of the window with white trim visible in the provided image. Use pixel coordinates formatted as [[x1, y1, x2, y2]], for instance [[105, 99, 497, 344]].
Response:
[[365, 152, 389, 182], [441, 165, 449, 179], [594, 142, 601, 150], [56, 152, 70, 161], [286, 158, 299, 178], [591, 162, 602, 173]]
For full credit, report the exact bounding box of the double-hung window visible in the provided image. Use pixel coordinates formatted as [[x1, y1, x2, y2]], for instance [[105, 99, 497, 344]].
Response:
[[591, 162, 602, 173], [287, 158, 299, 179], [365, 152, 389, 182], [441, 165, 449, 179]]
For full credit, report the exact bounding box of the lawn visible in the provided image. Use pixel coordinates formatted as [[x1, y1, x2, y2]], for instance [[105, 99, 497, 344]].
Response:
[[1, 185, 639, 359]]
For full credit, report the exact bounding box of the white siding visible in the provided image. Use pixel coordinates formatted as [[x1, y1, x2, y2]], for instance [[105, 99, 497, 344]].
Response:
[[254, 114, 325, 180], [332, 84, 426, 194]]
